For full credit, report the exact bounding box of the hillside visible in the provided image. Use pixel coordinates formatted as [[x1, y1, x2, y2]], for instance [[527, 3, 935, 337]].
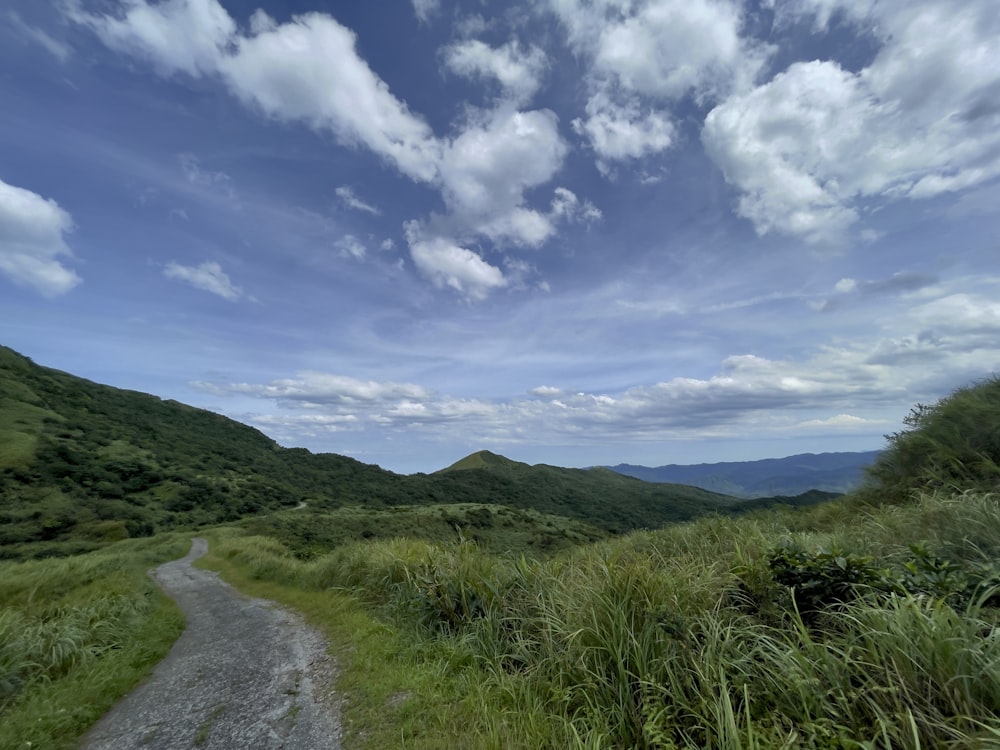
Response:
[[0, 346, 823, 559], [608, 450, 880, 497]]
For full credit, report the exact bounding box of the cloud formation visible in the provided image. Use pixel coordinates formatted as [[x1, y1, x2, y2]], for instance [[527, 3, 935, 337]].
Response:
[[335, 185, 380, 215], [550, 0, 768, 171], [702, 0, 1000, 242], [195, 281, 1000, 449], [0, 178, 80, 296], [163, 260, 243, 300], [443, 39, 547, 104], [72, 0, 575, 298]]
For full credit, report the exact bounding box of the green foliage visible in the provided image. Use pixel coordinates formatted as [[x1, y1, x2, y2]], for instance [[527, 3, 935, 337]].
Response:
[[1, 344, 819, 560], [0, 535, 188, 749], [239, 503, 608, 559], [864, 376, 1000, 502], [208, 490, 1000, 749], [765, 542, 891, 617]]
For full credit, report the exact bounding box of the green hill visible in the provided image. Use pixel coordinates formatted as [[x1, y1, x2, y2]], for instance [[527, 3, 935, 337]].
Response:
[[0, 345, 830, 559]]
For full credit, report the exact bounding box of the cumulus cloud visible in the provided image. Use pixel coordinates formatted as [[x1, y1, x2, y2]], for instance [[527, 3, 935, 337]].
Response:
[[163, 260, 243, 300], [70, 0, 235, 76], [550, 0, 768, 171], [73, 0, 575, 301], [549, 187, 602, 224], [404, 225, 507, 301], [550, 0, 765, 101], [438, 107, 568, 247], [703, 0, 1000, 242], [335, 185, 380, 215], [572, 89, 675, 172], [443, 39, 548, 104], [0, 178, 80, 296], [73, 0, 440, 182]]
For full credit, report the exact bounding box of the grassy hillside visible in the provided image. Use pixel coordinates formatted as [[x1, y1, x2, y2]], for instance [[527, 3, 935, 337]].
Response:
[[0, 345, 823, 560], [202, 377, 1000, 748], [3, 363, 998, 748]]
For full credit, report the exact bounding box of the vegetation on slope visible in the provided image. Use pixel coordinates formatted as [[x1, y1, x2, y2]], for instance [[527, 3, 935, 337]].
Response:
[[4, 348, 998, 748], [1, 345, 814, 560], [863, 375, 1000, 502], [202, 377, 1000, 748], [0, 534, 188, 750], [240, 502, 609, 558]]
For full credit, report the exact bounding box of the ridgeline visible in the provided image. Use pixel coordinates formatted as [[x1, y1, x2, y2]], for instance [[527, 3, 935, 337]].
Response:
[[0, 345, 829, 559]]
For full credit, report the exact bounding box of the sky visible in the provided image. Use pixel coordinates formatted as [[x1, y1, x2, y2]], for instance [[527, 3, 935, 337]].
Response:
[[1, 0, 998, 474]]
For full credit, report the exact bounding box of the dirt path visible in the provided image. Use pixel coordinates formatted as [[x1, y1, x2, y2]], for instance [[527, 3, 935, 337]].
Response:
[[82, 538, 342, 750]]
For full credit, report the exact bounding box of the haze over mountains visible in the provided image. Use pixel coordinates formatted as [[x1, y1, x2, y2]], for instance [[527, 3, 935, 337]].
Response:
[[608, 451, 881, 498]]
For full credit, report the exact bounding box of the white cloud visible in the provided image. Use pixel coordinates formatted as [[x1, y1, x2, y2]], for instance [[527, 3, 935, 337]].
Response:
[[572, 89, 675, 171], [549, 187, 602, 224], [73, 1, 441, 183], [163, 260, 243, 300], [194, 280, 1000, 448], [596, 0, 762, 100], [380, 238, 396, 251], [0, 178, 80, 297], [335, 185, 380, 215], [551, 0, 765, 101], [411, 0, 440, 24], [549, 0, 768, 174], [703, 0, 1000, 243], [71, 0, 235, 76], [336, 235, 367, 260], [797, 414, 885, 430], [443, 39, 548, 104], [219, 12, 441, 182], [208, 370, 430, 403], [74, 1, 576, 301], [405, 228, 508, 301], [438, 107, 568, 247]]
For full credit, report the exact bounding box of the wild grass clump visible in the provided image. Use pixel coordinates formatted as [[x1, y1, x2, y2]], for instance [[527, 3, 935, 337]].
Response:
[[0, 534, 188, 749]]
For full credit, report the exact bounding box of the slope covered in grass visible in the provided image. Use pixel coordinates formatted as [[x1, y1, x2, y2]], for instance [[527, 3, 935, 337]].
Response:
[[0, 535, 189, 750], [1, 345, 814, 560], [204, 377, 1000, 748]]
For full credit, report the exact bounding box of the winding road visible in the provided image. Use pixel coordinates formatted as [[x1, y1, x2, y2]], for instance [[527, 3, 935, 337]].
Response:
[[82, 538, 342, 750]]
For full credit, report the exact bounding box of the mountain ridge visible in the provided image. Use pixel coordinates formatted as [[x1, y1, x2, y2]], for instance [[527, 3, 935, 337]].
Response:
[[1, 344, 836, 558], [607, 450, 881, 498]]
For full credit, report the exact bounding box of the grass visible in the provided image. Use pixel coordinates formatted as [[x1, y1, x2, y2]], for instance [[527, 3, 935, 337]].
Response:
[[197, 534, 490, 749], [1, 372, 997, 748], [0, 534, 189, 750], [202, 491, 1000, 748]]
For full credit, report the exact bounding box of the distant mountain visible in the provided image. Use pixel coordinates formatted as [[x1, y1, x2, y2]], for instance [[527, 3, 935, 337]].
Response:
[[607, 451, 881, 498]]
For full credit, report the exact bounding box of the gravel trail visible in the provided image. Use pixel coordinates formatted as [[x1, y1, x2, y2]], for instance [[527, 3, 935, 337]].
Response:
[[81, 538, 342, 750]]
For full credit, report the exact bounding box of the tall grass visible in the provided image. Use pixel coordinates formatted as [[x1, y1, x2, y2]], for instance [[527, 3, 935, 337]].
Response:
[[208, 491, 1000, 748], [0, 534, 188, 750]]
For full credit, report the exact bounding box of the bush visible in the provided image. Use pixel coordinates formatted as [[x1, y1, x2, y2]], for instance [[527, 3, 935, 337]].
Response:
[[865, 377, 1000, 502]]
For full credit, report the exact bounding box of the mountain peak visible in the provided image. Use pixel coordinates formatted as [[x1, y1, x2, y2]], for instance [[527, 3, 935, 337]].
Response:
[[438, 450, 527, 473]]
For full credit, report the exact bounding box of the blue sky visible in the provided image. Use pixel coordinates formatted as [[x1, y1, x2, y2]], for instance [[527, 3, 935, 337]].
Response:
[[2, 0, 998, 474]]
